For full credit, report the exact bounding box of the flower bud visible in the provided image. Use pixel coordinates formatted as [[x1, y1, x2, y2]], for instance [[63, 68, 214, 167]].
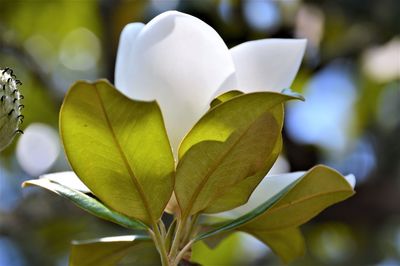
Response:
[[0, 68, 24, 151]]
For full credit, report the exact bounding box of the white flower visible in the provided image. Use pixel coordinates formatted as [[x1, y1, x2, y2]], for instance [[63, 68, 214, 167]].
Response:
[[114, 10, 306, 154], [114, 11, 355, 217], [45, 11, 355, 219]]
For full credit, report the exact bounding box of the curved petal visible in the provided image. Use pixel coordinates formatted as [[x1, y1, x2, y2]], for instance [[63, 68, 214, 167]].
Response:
[[217, 171, 355, 219], [115, 11, 236, 152], [225, 39, 307, 94], [115, 22, 145, 97]]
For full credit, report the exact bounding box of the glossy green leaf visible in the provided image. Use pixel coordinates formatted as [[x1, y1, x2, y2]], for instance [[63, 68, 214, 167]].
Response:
[[209, 90, 244, 108], [60, 80, 174, 225], [241, 165, 355, 231], [179, 91, 302, 159], [196, 165, 354, 242], [203, 128, 283, 214], [194, 178, 299, 241], [244, 227, 305, 264], [176, 92, 301, 217], [22, 178, 148, 230], [69, 235, 160, 266]]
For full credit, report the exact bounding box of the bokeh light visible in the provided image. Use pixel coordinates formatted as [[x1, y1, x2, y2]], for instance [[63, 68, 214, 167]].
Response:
[[16, 123, 60, 177]]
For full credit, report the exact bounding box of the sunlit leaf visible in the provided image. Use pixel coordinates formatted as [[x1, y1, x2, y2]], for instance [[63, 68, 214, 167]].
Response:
[[60, 80, 174, 225], [209, 90, 243, 108], [22, 178, 147, 230], [194, 178, 298, 241], [191, 233, 246, 266], [241, 165, 355, 231], [176, 92, 302, 216], [244, 227, 305, 264], [206, 91, 285, 213], [203, 133, 283, 213], [69, 235, 160, 266]]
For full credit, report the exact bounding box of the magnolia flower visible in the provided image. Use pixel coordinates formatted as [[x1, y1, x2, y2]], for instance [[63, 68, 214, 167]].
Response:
[[113, 10, 355, 217], [39, 11, 356, 221], [115, 10, 306, 153]]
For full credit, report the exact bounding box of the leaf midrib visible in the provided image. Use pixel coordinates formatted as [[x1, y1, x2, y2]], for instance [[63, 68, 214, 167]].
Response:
[[256, 188, 353, 217], [182, 112, 275, 218], [239, 188, 354, 232], [93, 84, 154, 224]]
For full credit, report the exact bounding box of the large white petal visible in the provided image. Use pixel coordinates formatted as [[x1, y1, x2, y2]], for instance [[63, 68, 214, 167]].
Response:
[[115, 22, 145, 97], [225, 39, 306, 94], [217, 171, 355, 219], [115, 11, 236, 152]]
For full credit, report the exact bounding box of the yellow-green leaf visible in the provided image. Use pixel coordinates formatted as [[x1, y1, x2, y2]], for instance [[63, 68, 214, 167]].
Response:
[[209, 90, 244, 108], [60, 80, 174, 225], [176, 92, 301, 217], [244, 227, 305, 264], [69, 235, 160, 266], [242, 165, 355, 232], [203, 133, 283, 213], [22, 178, 148, 230]]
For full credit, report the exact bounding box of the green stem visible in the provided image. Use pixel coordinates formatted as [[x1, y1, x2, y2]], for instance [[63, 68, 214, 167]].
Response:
[[182, 214, 199, 244], [173, 240, 194, 266], [169, 217, 185, 261], [152, 221, 170, 266]]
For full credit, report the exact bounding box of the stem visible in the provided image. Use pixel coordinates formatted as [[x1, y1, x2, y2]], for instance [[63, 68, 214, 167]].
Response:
[[158, 219, 167, 237], [152, 221, 170, 266], [182, 214, 199, 244], [173, 240, 195, 266], [169, 217, 185, 260]]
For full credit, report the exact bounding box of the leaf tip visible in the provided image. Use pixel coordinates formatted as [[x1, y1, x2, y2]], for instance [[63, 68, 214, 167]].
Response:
[[281, 88, 305, 101], [21, 181, 31, 188]]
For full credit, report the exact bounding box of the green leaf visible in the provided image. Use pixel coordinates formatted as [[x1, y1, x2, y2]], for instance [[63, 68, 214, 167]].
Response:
[[209, 90, 244, 108], [281, 88, 305, 101], [176, 92, 301, 217], [22, 178, 148, 230], [60, 80, 174, 225], [241, 165, 355, 232], [195, 165, 354, 242], [203, 103, 284, 214], [244, 227, 305, 264], [191, 233, 246, 266], [69, 235, 160, 266], [179, 91, 302, 159], [194, 179, 298, 241]]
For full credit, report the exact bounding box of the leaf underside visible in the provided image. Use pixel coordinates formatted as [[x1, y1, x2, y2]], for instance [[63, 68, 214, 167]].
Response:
[[175, 92, 301, 217], [22, 179, 147, 230], [196, 165, 354, 244], [69, 235, 160, 266], [60, 80, 174, 225]]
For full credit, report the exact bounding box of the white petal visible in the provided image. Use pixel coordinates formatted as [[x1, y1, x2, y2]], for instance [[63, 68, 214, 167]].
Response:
[[225, 39, 306, 94], [16, 123, 60, 177], [40, 171, 91, 193], [267, 155, 290, 175], [115, 11, 236, 152], [217, 172, 305, 219], [115, 22, 145, 97], [344, 174, 356, 189]]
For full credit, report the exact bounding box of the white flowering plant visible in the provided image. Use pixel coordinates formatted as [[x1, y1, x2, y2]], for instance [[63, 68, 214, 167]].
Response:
[[23, 11, 355, 266]]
